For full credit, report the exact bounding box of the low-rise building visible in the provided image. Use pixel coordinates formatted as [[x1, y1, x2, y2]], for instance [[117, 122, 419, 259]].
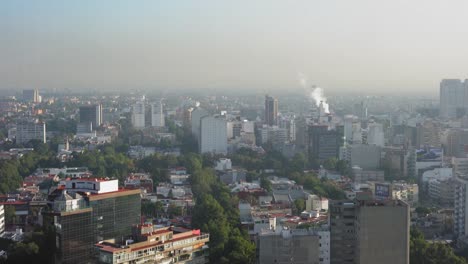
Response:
[[95, 224, 209, 264]]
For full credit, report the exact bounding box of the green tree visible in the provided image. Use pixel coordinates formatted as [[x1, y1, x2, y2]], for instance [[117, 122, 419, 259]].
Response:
[[293, 198, 306, 214]]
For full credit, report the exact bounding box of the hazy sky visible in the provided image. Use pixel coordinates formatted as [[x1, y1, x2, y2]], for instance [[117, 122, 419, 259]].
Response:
[[2, 0, 468, 95]]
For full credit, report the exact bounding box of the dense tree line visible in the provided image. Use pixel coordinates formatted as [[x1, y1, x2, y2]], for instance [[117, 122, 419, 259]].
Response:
[[410, 229, 466, 264], [190, 168, 256, 263]]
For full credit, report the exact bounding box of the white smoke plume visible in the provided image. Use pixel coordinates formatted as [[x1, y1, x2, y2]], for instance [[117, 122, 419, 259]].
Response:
[[298, 72, 330, 113]]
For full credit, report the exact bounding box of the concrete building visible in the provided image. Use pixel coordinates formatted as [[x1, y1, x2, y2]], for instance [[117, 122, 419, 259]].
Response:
[[306, 194, 329, 212], [455, 175, 468, 238], [190, 108, 209, 142], [416, 119, 441, 148], [151, 102, 165, 127], [265, 95, 278, 126], [428, 178, 455, 206], [22, 89, 40, 103], [95, 225, 209, 264], [330, 199, 410, 264], [308, 125, 344, 162], [440, 79, 468, 119], [227, 120, 242, 139], [444, 129, 468, 158], [200, 115, 227, 154], [16, 119, 46, 144], [367, 122, 385, 147], [258, 125, 288, 145], [352, 167, 385, 183], [43, 178, 141, 264], [355, 199, 410, 264], [79, 104, 102, 130], [131, 101, 145, 129], [215, 158, 232, 171], [347, 144, 381, 170], [259, 226, 330, 264]]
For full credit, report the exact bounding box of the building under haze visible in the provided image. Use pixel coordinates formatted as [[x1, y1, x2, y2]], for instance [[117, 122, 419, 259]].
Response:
[[151, 101, 165, 127], [330, 199, 410, 264], [22, 89, 40, 103], [132, 101, 145, 129], [440, 79, 468, 119], [16, 119, 46, 144], [265, 95, 278, 126], [200, 115, 227, 154], [79, 104, 102, 131], [308, 125, 344, 163]]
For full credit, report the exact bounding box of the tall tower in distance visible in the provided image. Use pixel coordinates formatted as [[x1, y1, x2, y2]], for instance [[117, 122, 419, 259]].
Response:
[[79, 104, 102, 130], [22, 89, 40, 103], [440, 79, 468, 119], [265, 95, 278, 126]]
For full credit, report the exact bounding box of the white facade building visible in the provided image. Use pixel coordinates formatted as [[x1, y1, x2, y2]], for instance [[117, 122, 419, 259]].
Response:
[[367, 122, 385, 147], [151, 102, 165, 127], [131, 102, 145, 129], [200, 115, 227, 154], [16, 120, 46, 144]]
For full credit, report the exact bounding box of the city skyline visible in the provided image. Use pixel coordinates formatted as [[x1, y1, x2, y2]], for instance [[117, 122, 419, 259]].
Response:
[[3, 1, 468, 95]]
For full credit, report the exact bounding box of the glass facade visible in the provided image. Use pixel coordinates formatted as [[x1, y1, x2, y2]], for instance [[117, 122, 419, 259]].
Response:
[[90, 192, 141, 243], [58, 210, 94, 264]]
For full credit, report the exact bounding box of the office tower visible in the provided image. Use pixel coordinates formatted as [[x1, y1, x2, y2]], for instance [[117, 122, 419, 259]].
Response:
[[191, 107, 209, 142], [367, 122, 385, 147], [329, 199, 410, 264], [95, 224, 209, 264], [22, 89, 40, 103], [79, 104, 102, 130], [0, 205, 4, 237], [131, 101, 145, 129], [416, 119, 441, 148], [440, 79, 468, 119], [442, 128, 468, 158], [258, 125, 288, 145], [16, 119, 46, 144], [347, 144, 381, 170], [308, 125, 344, 162], [200, 115, 227, 154], [259, 227, 330, 264], [43, 178, 141, 264], [151, 101, 165, 127], [265, 95, 278, 126]]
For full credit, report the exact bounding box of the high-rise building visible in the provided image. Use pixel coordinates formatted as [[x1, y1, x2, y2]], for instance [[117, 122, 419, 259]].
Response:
[[151, 101, 165, 127], [191, 108, 209, 142], [329, 199, 410, 264], [95, 224, 209, 264], [265, 95, 278, 126], [43, 178, 141, 264], [16, 119, 46, 144], [79, 104, 102, 131], [367, 122, 385, 147], [258, 125, 288, 146], [440, 79, 468, 119], [308, 125, 344, 162], [131, 102, 145, 129], [22, 89, 40, 103], [453, 158, 468, 238], [200, 115, 227, 154]]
